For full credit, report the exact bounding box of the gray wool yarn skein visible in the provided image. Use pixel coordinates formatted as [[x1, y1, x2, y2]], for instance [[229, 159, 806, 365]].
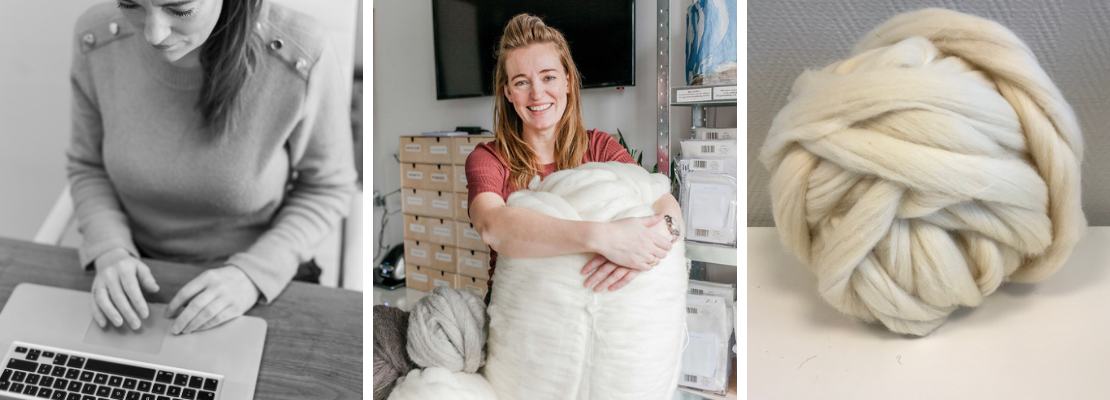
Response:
[[374, 305, 415, 400], [407, 286, 488, 373]]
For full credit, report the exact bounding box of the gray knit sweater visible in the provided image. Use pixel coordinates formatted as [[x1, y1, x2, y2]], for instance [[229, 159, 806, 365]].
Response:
[[67, 2, 356, 303]]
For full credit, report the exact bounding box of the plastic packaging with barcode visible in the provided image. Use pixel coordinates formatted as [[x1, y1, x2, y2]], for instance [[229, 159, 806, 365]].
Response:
[[680, 139, 737, 158], [680, 294, 731, 392], [680, 172, 737, 246], [693, 127, 737, 140], [679, 157, 737, 178]]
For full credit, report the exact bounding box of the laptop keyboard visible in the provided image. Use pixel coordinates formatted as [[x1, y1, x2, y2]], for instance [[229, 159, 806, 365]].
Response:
[[0, 342, 222, 400]]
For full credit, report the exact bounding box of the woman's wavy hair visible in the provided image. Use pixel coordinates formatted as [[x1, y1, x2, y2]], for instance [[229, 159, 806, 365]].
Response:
[[198, 0, 262, 134], [492, 13, 589, 190]]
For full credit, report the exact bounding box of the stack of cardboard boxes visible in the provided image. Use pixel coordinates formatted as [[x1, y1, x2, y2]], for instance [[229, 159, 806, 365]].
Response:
[[399, 135, 495, 297]]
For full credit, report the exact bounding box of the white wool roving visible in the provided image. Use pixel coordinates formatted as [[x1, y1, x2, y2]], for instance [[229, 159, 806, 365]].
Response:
[[483, 161, 687, 400], [387, 367, 496, 400], [760, 9, 1085, 336]]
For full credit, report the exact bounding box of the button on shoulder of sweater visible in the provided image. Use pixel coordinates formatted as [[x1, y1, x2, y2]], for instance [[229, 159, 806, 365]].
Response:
[[78, 19, 133, 54], [262, 34, 318, 80]]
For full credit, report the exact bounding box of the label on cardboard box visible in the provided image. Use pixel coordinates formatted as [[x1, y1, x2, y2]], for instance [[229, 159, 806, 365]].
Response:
[[463, 229, 481, 240], [406, 171, 423, 180], [460, 145, 476, 154], [460, 175, 468, 185], [433, 227, 451, 237], [435, 252, 452, 262], [430, 146, 448, 155], [432, 200, 449, 209], [411, 249, 427, 258], [433, 278, 451, 287], [465, 258, 482, 268], [431, 173, 448, 182], [409, 224, 426, 233], [411, 272, 428, 283], [406, 196, 423, 206], [404, 144, 421, 153], [465, 285, 483, 295], [676, 87, 712, 102]]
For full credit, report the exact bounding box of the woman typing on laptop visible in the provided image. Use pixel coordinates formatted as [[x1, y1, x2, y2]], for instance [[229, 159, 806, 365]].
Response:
[[67, 0, 355, 334]]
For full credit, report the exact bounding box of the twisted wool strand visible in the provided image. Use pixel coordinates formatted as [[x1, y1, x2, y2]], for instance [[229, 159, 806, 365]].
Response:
[[373, 305, 415, 400], [387, 367, 497, 400], [484, 161, 687, 400], [759, 8, 1085, 336], [406, 286, 488, 373]]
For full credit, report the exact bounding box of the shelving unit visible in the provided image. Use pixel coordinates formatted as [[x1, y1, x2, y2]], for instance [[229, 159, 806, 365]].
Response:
[[657, 2, 738, 399], [657, 0, 737, 268]]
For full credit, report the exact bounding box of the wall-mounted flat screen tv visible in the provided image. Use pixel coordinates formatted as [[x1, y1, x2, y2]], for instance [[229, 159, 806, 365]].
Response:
[[432, 0, 636, 100]]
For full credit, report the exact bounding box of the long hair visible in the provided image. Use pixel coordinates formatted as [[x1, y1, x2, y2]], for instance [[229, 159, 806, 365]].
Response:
[[198, 0, 262, 134], [493, 14, 589, 190]]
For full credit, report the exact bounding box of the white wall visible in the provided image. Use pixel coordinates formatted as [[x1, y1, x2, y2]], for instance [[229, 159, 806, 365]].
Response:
[[0, 1, 100, 241], [371, 0, 735, 260], [0, 0, 361, 242]]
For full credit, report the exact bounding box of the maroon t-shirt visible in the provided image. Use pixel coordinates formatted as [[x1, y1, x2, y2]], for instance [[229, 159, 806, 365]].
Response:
[[464, 129, 638, 289]]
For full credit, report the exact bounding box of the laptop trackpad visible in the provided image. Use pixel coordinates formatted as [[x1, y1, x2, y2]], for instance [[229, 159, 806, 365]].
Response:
[[82, 303, 171, 354]]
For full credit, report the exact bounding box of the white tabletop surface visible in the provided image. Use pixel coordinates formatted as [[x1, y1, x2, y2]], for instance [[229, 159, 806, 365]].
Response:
[[748, 226, 1110, 399]]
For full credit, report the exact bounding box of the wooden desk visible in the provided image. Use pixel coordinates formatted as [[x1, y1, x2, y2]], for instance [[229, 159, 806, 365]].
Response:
[[0, 237, 362, 400], [748, 227, 1110, 399]]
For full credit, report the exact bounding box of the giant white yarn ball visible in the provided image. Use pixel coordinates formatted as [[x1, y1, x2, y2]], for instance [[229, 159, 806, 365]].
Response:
[[760, 8, 1085, 336], [483, 161, 688, 400], [387, 367, 496, 400]]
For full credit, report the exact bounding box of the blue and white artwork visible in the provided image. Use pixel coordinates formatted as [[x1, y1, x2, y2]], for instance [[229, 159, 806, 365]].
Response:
[[686, 0, 737, 85]]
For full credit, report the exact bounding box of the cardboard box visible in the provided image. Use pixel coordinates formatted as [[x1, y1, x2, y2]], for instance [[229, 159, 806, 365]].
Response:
[[400, 163, 426, 189], [405, 264, 432, 292], [401, 163, 453, 192], [399, 136, 428, 163], [426, 137, 454, 164], [425, 191, 455, 219], [427, 217, 456, 246], [454, 165, 468, 193], [453, 135, 495, 164], [430, 269, 458, 290], [429, 244, 458, 272], [456, 248, 490, 279], [456, 221, 486, 252], [403, 239, 432, 270], [455, 195, 470, 222], [459, 275, 489, 298], [425, 164, 454, 192], [402, 214, 430, 242], [399, 136, 454, 164], [400, 188, 427, 216]]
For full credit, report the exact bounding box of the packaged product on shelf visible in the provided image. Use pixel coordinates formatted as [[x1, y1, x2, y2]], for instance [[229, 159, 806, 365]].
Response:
[[681, 173, 737, 246], [680, 139, 738, 158], [688, 280, 736, 340], [681, 294, 731, 393], [693, 127, 737, 140], [679, 157, 737, 178]]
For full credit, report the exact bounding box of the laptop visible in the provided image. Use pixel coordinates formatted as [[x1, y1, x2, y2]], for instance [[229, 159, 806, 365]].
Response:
[[0, 283, 267, 400]]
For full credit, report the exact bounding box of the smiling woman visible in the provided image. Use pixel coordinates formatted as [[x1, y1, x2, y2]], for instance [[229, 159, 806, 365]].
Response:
[[67, 0, 356, 336], [464, 14, 686, 303]]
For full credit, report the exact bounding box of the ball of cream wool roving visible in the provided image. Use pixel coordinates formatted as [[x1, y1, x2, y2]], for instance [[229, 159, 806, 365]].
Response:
[[483, 161, 687, 400], [387, 367, 496, 400], [407, 286, 488, 373], [760, 8, 1085, 336]]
